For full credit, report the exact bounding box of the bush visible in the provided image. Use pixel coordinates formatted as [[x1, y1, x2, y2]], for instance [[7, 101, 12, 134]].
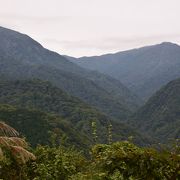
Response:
[[90, 141, 180, 179], [28, 146, 86, 180]]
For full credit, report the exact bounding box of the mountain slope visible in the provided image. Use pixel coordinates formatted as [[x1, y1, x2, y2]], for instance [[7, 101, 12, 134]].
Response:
[[130, 78, 180, 142], [0, 79, 150, 146], [0, 26, 141, 120], [68, 42, 180, 100], [0, 104, 92, 149]]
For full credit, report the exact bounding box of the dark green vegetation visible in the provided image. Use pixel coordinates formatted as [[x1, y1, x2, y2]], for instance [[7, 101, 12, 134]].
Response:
[[1, 140, 179, 179], [0, 80, 150, 147], [130, 78, 180, 143], [68, 42, 180, 100], [0, 104, 92, 149], [0, 79, 129, 123], [0, 26, 141, 121]]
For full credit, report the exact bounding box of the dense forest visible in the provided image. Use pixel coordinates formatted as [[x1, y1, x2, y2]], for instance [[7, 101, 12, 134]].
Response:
[[0, 79, 151, 147], [130, 78, 180, 143]]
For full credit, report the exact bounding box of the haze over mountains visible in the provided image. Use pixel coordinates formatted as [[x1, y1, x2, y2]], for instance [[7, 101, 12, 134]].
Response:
[[67, 42, 180, 100], [0, 26, 141, 121], [0, 26, 179, 146], [1, 1, 180, 178]]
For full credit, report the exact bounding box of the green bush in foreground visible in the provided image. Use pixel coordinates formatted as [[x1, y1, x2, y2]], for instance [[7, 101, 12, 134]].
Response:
[[27, 146, 86, 180], [1, 140, 180, 179], [88, 141, 180, 179]]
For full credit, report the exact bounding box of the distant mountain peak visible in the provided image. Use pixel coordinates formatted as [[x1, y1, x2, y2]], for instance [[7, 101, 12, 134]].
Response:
[[69, 41, 180, 100], [158, 41, 179, 47], [133, 42, 180, 52]]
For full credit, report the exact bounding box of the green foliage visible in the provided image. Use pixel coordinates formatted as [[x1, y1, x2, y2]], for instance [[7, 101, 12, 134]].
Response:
[[90, 141, 180, 179], [91, 121, 98, 144], [107, 123, 113, 144], [1, 140, 179, 179], [0, 122, 35, 180], [27, 146, 86, 180], [0, 155, 29, 180]]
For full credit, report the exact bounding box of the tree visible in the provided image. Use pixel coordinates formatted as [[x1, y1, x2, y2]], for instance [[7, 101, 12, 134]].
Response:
[[0, 121, 35, 179]]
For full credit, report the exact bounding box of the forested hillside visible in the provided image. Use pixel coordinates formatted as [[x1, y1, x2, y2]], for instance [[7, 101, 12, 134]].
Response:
[[0, 79, 150, 146], [0, 104, 92, 149], [130, 78, 180, 142]]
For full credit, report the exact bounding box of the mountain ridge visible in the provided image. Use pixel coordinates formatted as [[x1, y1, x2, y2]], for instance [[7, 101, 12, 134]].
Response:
[[0, 26, 141, 120], [67, 42, 180, 100]]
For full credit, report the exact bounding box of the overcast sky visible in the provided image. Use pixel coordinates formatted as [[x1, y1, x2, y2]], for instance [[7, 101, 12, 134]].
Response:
[[0, 0, 180, 57]]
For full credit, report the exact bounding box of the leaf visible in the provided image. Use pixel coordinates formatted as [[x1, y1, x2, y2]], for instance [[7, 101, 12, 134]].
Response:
[[0, 121, 19, 137]]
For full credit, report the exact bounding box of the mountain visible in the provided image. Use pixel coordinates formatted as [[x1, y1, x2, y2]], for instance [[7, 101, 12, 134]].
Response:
[[67, 42, 180, 100], [0, 79, 150, 146], [0, 26, 141, 120], [130, 78, 180, 143], [0, 104, 92, 149]]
